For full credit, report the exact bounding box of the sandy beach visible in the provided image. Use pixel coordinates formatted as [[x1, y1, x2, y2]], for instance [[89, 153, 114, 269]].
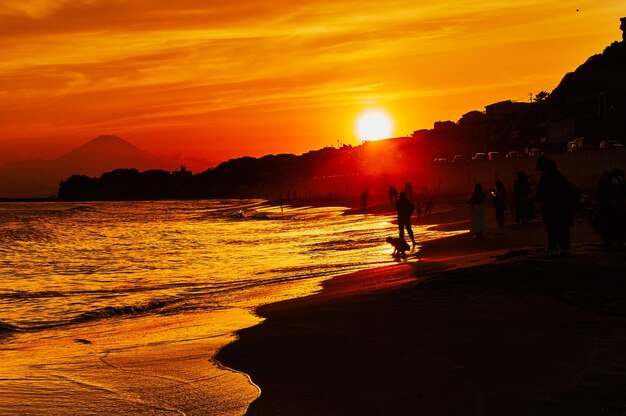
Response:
[[217, 203, 626, 415]]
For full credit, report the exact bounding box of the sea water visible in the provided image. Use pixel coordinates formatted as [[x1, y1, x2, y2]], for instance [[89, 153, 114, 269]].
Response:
[[0, 200, 457, 415]]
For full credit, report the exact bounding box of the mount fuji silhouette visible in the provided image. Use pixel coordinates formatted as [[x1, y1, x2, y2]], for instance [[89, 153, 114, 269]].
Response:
[[0, 136, 170, 198]]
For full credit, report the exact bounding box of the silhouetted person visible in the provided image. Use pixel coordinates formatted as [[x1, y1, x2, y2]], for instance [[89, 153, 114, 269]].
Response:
[[415, 195, 422, 220], [404, 182, 414, 200], [425, 197, 433, 216], [279, 193, 284, 212], [513, 171, 534, 225], [535, 157, 579, 255], [388, 185, 398, 206], [386, 236, 410, 260], [469, 183, 486, 240], [395, 191, 416, 247], [491, 180, 507, 234], [361, 188, 368, 212], [592, 170, 624, 246]]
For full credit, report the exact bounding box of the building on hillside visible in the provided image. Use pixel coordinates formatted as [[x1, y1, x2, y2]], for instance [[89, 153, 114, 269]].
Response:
[[172, 166, 192, 177]]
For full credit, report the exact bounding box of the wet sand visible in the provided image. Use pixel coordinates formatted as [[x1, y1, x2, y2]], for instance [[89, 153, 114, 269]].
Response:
[[217, 208, 626, 415]]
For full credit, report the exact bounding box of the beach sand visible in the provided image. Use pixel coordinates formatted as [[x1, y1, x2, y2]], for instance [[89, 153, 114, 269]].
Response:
[[217, 207, 626, 415]]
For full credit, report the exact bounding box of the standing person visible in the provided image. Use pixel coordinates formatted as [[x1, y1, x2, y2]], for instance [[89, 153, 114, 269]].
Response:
[[592, 171, 616, 246], [388, 185, 398, 207], [535, 157, 579, 255], [513, 171, 529, 224], [404, 182, 414, 200], [425, 197, 434, 216], [492, 180, 507, 234], [395, 191, 416, 248], [513, 171, 536, 225], [361, 188, 369, 212], [415, 194, 422, 221], [469, 183, 486, 240]]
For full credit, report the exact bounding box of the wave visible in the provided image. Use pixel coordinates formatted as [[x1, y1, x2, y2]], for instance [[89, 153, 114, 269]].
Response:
[[66, 205, 97, 212], [10, 298, 186, 333], [68, 299, 177, 324], [0, 290, 67, 300], [0, 321, 21, 334], [0, 281, 208, 300], [0, 227, 56, 244]]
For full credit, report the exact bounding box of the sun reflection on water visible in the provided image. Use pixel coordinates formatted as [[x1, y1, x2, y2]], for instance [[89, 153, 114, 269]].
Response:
[[0, 200, 463, 415]]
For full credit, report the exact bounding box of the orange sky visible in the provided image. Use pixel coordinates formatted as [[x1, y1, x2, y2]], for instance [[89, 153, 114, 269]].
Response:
[[0, 1, 623, 168]]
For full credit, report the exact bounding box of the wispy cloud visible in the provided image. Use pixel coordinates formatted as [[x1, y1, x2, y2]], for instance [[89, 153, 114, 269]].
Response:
[[0, 0, 623, 161]]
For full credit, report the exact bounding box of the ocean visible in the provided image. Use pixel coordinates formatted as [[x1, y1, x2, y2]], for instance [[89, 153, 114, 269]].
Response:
[[0, 200, 457, 415]]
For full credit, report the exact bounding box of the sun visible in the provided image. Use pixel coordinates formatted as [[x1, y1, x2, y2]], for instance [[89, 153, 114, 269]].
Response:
[[355, 109, 394, 141]]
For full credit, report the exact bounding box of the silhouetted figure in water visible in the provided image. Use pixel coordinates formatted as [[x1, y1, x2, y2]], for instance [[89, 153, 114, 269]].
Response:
[[279, 193, 284, 212], [386, 236, 410, 260], [535, 157, 579, 255], [388, 185, 398, 207], [491, 180, 507, 234], [361, 188, 369, 212], [395, 191, 416, 247], [513, 171, 535, 225], [415, 195, 422, 220], [424, 197, 433, 216], [469, 183, 486, 240]]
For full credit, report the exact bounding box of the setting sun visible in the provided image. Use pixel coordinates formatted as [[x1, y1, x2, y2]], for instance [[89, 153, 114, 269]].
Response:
[[355, 109, 394, 141]]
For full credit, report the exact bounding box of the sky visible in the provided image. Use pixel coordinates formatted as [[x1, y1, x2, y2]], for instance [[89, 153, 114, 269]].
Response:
[[0, 0, 624, 168]]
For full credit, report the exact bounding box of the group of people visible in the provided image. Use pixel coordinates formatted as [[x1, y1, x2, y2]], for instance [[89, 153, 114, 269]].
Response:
[[388, 157, 625, 259], [469, 157, 579, 254], [470, 156, 626, 256], [468, 181, 507, 240]]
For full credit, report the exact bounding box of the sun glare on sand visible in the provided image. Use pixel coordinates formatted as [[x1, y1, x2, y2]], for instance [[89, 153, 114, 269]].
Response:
[[355, 109, 394, 141]]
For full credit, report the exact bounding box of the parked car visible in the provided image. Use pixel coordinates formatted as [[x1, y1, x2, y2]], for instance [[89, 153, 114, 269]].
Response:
[[528, 148, 544, 156], [568, 137, 601, 152], [452, 154, 466, 163], [472, 152, 487, 161], [599, 140, 623, 149], [506, 151, 523, 159], [432, 157, 448, 164], [487, 151, 501, 160]]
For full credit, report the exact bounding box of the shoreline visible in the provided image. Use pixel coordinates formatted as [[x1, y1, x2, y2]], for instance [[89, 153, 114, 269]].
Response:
[[216, 209, 626, 415]]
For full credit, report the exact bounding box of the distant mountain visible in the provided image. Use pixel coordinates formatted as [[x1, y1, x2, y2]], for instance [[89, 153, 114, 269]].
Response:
[[54, 135, 155, 176], [0, 135, 170, 198]]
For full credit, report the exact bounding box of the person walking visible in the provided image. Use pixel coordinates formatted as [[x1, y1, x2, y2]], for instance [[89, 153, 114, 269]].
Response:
[[535, 157, 579, 255], [492, 180, 507, 234], [395, 191, 416, 248], [469, 183, 486, 240], [513, 171, 533, 224]]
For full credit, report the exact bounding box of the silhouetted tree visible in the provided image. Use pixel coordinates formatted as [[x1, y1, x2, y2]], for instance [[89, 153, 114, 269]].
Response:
[[533, 91, 550, 103]]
